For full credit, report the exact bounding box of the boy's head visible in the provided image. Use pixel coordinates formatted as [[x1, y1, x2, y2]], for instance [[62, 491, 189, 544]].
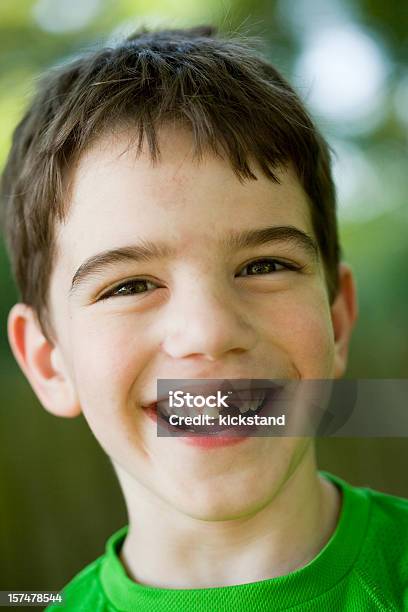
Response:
[[2, 26, 357, 519], [2, 25, 340, 340]]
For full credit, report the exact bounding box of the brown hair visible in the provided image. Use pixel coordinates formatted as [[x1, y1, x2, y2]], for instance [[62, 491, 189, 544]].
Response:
[[1, 25, 340, 340]]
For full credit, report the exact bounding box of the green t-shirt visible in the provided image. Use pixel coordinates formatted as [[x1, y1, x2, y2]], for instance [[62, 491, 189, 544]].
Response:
[[47, 472, 408, 611]]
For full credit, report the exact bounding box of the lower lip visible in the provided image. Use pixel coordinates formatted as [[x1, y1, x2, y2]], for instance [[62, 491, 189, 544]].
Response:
[[144, 405, 250, 449]]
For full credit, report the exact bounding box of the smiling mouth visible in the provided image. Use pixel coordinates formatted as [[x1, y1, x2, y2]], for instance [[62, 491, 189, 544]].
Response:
[[144, 382, 287, 435]]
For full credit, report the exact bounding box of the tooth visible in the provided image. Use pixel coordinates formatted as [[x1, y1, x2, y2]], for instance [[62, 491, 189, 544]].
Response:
[[230, 387, 266, 410], [239, 402, 251, 413], [228, 381, 252, 402], [256, 389, 266, 401], [238, 398, 264, 413], [202, 405, 219, 419], [249, 399, 263, 412]]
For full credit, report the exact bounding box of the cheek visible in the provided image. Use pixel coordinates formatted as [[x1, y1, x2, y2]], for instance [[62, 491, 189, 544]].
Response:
[[69, 314, 153, 407], [66, 316, 157, 466], [259, 287, 335, 378]]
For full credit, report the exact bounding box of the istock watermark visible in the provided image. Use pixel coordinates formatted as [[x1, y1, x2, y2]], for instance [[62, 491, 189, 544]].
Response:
[[168, 390, 231, 409], [155, 379, 299, 438], [153, 379, 408, 438]]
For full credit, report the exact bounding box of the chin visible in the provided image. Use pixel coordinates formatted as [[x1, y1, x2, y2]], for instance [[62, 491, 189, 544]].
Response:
[[163, 474, 279, 522], [158, 439, 313, 521], [174, 496, 269, 522]]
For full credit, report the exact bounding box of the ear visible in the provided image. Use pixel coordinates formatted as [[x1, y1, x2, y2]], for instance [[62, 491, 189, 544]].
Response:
[[7, 303, 81, 418], [331, 262, 358, 378]]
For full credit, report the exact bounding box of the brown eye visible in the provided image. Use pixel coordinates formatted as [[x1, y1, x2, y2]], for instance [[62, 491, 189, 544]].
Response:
[[101, 279, 157, 300], [239, 259, 292, 277]]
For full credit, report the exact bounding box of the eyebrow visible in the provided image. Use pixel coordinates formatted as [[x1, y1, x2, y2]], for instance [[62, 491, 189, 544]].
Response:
[[69, 225, 318, 296]]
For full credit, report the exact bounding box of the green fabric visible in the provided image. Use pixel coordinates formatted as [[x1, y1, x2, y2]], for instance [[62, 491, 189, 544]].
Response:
[[47, 471, 408, 611]]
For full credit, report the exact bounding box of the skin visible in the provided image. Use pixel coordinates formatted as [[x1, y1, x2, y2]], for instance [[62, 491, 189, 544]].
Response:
[[8, 125, 357, 588]]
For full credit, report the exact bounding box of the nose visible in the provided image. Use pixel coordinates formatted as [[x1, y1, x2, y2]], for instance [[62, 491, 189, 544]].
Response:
[[160, 282, 257, 362]]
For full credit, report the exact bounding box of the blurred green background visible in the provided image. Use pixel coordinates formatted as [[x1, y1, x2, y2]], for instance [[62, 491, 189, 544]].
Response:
[[1, 0, 407, 595]]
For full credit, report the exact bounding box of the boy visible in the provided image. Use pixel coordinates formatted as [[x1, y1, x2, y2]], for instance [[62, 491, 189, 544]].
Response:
[[2, 25, 408, 611]]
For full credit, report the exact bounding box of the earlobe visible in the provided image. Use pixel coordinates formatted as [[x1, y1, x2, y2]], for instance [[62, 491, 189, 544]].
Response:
[[330, 263, 358, 378], [7, 303, 81, 418]]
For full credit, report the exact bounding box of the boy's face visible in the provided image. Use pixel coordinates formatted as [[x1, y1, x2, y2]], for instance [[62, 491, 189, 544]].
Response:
[[11, 126, 356, 520]]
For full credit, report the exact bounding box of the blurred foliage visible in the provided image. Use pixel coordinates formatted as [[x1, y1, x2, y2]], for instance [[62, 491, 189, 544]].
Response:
[[0, 0, 407, 594]]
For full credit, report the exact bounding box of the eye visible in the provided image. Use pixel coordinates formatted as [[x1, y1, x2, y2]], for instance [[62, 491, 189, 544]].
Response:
[[99, 279, 157, 300], [237, 258, 298, 277]]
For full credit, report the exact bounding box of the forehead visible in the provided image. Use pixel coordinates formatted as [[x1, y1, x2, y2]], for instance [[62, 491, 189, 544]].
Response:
[[56, 125, 314, 268]]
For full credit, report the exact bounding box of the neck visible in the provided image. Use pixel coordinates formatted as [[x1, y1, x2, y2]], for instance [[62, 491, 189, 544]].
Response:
[[116, 451, 340, 589]]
